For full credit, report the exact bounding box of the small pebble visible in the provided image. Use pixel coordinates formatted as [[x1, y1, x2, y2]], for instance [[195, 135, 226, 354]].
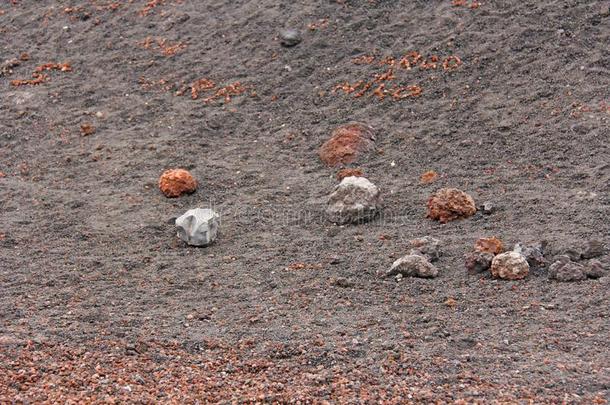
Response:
[[482, 201, 495, 214], [279, 28, 302, 47]]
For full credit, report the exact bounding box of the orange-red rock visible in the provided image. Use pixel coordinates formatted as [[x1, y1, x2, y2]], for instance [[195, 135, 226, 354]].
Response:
[[426, 188, 476, 223], [420, 170, 439, 184], [336, 168, 363, 180], [474, 237, 504, 255], [319, 123, 375, 166], [158, 169, 197, 198]]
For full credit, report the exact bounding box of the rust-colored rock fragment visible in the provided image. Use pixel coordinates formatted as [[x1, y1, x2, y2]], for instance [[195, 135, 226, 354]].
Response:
[[426, 188, 476, 223], [318, 123, 375, 166], [474, 237, 504, 255], [80, 123, 96, 136], [158, 169, 197, 198], [420, 170, 439, 184], [336, 168, 363, 180]]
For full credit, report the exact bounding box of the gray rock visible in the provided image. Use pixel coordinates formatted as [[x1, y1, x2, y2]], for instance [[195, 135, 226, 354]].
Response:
[[464, 251, 494, 274], [409, 236, 442, 262], [326, 176, 380, 224], [514, 242, 547, 270], [582, 239, 607, 259], [584, 260, 607, 279], [382, 254, 439, 278], [562, 247, 582, 262], [548, 260, 586, 282], [279, 28, 302, 47], [175, 208, 220, 246]]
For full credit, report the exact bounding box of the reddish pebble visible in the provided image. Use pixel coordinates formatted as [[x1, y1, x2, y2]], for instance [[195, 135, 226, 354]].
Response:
[[158, 169, 197, 198], [420, 170, 439, 184], [319, 122, 375, 166]]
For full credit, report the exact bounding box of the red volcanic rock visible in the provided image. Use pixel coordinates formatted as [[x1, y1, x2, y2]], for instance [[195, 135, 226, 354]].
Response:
[[319, 123, 375, 166], [474, 237, 504, 255], [336, 168, 363, 180], [426, 188, 476, 223], [159, 169, 197, 198]]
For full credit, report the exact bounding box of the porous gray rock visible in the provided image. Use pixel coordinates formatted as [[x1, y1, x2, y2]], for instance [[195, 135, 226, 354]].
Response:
[[490, 251, 529, 280], [326, 176, 380, 224], [464, 251, 494, 274], [279, 28, 302, 47], [548, 259, 586, 282], [175, 208, 220, 246], [409, 236, 442, 262], [382, 254, 439, 279], [513, 242, 547, 270]]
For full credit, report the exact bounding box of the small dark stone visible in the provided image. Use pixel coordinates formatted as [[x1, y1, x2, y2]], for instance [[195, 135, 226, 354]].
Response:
[[330, 277, 353, 288], [464, 251, 494, 274], [279, 29, 302, 47], [582, 239, 607, 259], [548, 260, 586, 282]]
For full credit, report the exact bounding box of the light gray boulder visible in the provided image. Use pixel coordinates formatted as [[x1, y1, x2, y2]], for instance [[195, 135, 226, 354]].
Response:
[[326, 176, 380, 224], [175, 208, 220, 246]]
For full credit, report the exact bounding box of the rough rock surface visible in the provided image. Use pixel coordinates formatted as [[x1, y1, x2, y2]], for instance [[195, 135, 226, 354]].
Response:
[[175, 208, 220, 246], [318, 123, 375, 166], [279, 28, 302, 47], [426, 188, 476, 223], [409, 236, 442, 262], [465, 251, 494, 274], [474, 237, 504, 255], [490, 251, 529, 280], [158, 169, 197, 198], [514, 242, 547, 270], [326, 176, 380, 224], [548, 258, 586, 282], [383, 254, 439, 279], [336, 168, 363, 180]]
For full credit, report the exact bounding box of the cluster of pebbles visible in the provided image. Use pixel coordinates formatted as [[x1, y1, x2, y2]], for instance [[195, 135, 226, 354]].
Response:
[[156, 122, 608, 282]]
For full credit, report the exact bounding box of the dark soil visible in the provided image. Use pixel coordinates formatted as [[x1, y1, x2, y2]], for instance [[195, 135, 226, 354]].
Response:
[[1, 0, 609, 402]]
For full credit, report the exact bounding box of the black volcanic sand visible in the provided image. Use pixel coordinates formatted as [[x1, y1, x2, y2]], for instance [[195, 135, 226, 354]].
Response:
[[1, 1, 609, 402]]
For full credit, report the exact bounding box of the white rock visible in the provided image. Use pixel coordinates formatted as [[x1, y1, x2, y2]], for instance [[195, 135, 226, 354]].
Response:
[[491, 251, 529, 280], [382, 254, 439, 278], [175, 208, 220, 246], [326, 176, 380, 224]]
